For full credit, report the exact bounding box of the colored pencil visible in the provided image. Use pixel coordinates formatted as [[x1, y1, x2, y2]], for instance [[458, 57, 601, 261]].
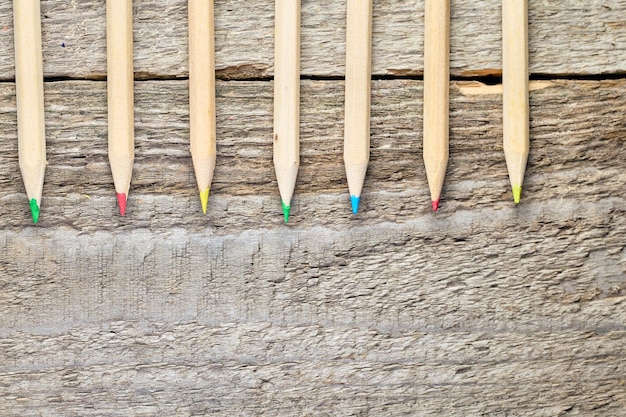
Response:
[[106, 0, 134, 216], [13, 0, 46, 224], [273, 0, 300, 223], [188, 0, 217, 214], [344, 0, 373, 215], [502, 0, 529, 204], [423, 0, 450, 212]]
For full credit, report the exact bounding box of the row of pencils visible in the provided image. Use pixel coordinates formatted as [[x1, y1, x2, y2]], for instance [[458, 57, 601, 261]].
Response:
[[12, 0, 529, 224]]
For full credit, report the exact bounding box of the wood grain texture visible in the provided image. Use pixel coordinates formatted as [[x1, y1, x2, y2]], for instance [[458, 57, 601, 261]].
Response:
[[0, 0, 625, 79], [0, 0, 625, 415], [0, 78, 624, 415]]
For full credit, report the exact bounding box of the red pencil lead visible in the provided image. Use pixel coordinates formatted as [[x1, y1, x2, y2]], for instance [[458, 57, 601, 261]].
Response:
[[116, 192, 127, 216], [432, 199, 440, 212]]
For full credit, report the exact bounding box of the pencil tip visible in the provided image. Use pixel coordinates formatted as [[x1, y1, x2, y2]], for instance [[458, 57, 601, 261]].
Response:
[[432, 199, 440, 212], [199, 187, 210, 214], [116, 192, 127, 216], [350, 195, 360, 214], [512, 186, 522, 204], [281, 200, 290, 223], [29, 199, 40, 224]]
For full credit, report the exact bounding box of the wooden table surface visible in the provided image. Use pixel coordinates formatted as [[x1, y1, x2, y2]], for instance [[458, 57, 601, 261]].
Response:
[[0, 0, 624, 415]]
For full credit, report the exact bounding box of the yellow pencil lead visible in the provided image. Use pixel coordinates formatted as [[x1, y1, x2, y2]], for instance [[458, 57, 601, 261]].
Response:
[[512, 185, 522, 204], [200, 187, 210, 214]]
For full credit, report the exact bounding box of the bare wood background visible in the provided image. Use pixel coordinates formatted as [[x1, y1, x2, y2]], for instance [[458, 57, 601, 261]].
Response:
[[0, 0, 624, 416]]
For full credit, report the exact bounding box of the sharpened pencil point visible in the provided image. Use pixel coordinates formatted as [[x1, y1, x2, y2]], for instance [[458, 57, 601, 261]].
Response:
[[512, 186, 522, 204], [199, 187, 210, 214], [116, 192, 127, 216], [281, 200, 290, 223], [432, 199, 440, 212], [350, 195, 360, 214], [29, 199, 40, 224]]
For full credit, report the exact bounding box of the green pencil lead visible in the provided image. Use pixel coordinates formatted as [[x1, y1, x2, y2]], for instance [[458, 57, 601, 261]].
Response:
[[281, 200, 290, 223], [29, 199, 40, 224]]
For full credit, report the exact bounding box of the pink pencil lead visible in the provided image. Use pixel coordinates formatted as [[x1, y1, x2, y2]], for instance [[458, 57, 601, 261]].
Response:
[[116, 193, 127, 216]]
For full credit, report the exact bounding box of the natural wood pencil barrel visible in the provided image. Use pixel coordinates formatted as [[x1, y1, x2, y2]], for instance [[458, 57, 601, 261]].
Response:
[[273, 0, 301, 220], [502, 0, 529, 203], [344, 0, 373, 214], [423, 0, 450, 210], [13, 0, 46, 222], [106, 0, 134, 205], [188, 0, 217, 214]]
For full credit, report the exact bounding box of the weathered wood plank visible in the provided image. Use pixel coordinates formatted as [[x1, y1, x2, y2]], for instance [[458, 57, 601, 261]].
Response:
[[0, 201, 624, 331], [0, 0, 624, 414], [0, 0, 624, 79], [0, 77, 624, 414], [0, 78, 624, 229], [0, 322, 624, 415]]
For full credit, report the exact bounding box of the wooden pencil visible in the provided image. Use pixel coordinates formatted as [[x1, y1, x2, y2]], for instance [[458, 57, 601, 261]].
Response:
[[273, 0, 301, 223], [344, 0, 373, 215], [188, 0, 217, 215], [502, 0, 529, 204], [106, 0, 134, 216], [13, 0, 46, 224], [423, 0, 450, 212]]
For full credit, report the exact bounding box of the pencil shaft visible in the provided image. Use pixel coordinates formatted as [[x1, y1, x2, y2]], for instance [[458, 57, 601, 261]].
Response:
[[344, 0, 373, 202], [273, 0, 300, 209], [502, 0, 529, 196], [13, 0, 46, 207], [423, 0, 450, 205], [188, 0, 217, 198], [107, 0, 134, 196]]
